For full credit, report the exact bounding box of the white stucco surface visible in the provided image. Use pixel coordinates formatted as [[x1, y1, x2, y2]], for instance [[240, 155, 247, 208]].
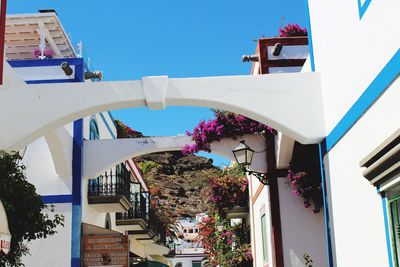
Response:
[[277, 178, 327, 267], [250, 185, 274, 267], [323, 77, 400, 266], [23, 136, 72, 195], [0, 72, 324, 152], [308, 0, 399, 133], [22, 203, 72, 267]]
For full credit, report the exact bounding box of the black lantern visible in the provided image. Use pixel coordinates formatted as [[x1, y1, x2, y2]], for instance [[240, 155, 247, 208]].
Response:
[[232, 140, 254, 167], [232, 140, 270, 185]]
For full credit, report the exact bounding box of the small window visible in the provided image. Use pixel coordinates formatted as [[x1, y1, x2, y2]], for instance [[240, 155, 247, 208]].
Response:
[[89, 119, 100, 140], [184, 229, 187, 233], [105, 213, 111, 230], [189, 229, 193, 233], [388, 193, 400, 267], [261, 214, 269, 263]]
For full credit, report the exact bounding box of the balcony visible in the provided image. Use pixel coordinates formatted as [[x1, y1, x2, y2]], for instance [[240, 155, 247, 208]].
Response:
[[87, 163, 131, 212], [210, 176, 250, 220], [116, 185, 166, 244], [116, 186, 150, 231]]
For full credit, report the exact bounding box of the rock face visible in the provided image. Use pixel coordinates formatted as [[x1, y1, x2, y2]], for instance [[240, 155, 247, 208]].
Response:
[[134, 151, 221, 217]]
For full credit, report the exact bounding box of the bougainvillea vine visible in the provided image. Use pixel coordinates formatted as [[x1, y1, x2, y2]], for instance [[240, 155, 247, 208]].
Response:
[[279, 23, 308, 37], [183, 110, 273, 155]]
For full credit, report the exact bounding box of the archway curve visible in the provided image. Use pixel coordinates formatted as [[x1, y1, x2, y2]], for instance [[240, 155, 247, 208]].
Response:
[[83, 134, 267, 179], [0, 71, 324, 152]]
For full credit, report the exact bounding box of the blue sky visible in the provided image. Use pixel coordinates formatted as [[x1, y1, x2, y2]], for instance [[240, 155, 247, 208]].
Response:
[[8, 1, 307, 167]]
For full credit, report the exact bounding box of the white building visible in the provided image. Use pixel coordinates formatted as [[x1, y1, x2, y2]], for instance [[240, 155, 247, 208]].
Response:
[[168, 215, 206, 267], [1, 1, 399, 266], [246, 1, 400, 266], [4, 11, 171, 267]]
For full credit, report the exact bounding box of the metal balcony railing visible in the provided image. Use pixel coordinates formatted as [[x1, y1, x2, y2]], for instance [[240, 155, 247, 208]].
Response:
[[116, 189, 150, 222], [88, 163, 130, 202]]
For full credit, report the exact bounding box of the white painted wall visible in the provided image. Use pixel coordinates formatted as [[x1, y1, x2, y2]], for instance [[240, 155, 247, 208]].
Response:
[[308, 0, 399, 132], [307, 0, 400, 266], [277, 177, 327, 267], [250, 183, 274, 267], [323, 78, 400, 266], [81, 111, 119, 230], [22, 203, 72, 267], [23, 133, 72, 195]]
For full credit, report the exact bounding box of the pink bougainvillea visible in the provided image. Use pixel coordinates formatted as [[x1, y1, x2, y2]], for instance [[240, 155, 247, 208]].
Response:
[[183, 111, 273, 155], [209, 175, 249, 211], [287, 170, 323, 213], [33, 48, 54, 59], [279, 23, 308, 37]]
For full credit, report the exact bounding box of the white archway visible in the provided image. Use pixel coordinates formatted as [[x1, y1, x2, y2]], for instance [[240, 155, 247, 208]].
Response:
[[0, 66, 324, 152], [82, 134, 267, 179]]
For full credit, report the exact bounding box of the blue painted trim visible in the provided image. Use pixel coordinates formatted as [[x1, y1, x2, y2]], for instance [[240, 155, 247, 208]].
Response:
[[99, 112, 116, 139], [381, 192, 394, 267], [358, 0, 372, 19], [319, 143, 334, 267], [41, 194, 73, 204], [71, 119, 83, 266], [71, 257, 80, 267], [7, 58, 83, 68], [70, 64, 85, 266], [8, 58, 85, 84], [325, 49, 400, 153], [26, 78, 80, 84], [107, 111, 116, 125], [304, 0, 315, 71]]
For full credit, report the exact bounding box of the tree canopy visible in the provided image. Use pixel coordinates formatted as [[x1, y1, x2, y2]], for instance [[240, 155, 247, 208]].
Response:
[[0, 153, 64, 266]]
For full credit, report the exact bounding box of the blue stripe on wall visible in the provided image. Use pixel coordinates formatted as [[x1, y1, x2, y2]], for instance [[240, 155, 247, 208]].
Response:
[[71, 62, 85, 267], [7, 58, 83, 68], [71, 119, 83, 267], [107, 111, 116, 124], [319, 143, 333, 267], [358, 0, 372, 19], [305, 1, 333, 266], [41, 194, 73, 204], [325, 49, 400, 152], [99, 112, 116, 139], [26, 78, 80, 84], [381, 192, 394, 267], [8, 58, 84, 83]]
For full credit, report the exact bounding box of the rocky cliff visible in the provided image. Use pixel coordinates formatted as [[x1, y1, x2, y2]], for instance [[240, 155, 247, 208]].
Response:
[[134, 151, 221, 217]]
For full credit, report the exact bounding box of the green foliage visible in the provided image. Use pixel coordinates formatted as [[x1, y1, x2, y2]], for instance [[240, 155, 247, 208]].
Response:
[[115, 120, 143, 138], [224, 163, 245, 177], [138, 161, 160, 177], [0, 153, 64, 267], [197, 215, 252, 266]]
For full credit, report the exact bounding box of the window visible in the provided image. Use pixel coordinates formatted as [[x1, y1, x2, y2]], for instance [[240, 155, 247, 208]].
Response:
[[89, 119, 100, 140], [192, 262, 201, 267], [189, 229, 193, 233], [261, 214, 269, 263], [389, 193, 400, 266], [105, 213, 111, 229]]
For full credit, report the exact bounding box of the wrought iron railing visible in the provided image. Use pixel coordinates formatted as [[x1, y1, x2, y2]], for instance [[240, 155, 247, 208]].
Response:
[[88, 163, 130, 201], [149, 209, 167, 244], [116, 189, 150, 222], [116, 186, 167, 244]]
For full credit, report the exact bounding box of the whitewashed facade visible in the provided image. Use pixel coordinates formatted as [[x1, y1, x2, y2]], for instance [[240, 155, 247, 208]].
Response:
[[1, 1, 399, 266], [5, 12, 171, 267]]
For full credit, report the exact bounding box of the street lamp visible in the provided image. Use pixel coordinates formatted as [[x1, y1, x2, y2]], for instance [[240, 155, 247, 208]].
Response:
[[232, 140, 270, 185]]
